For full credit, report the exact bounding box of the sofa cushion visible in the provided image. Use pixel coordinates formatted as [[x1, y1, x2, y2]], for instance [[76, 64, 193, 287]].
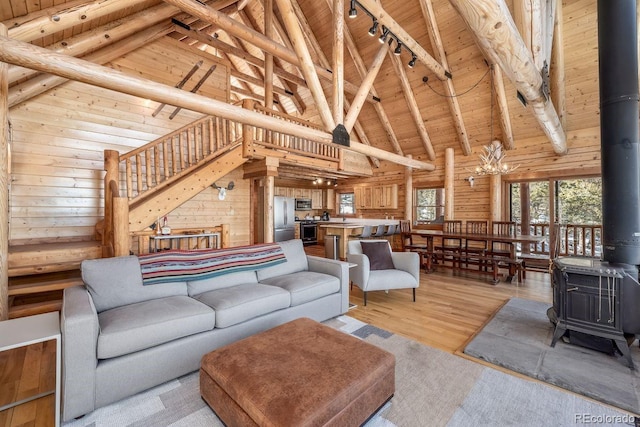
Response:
[[195, 284, 290, 328], [256, 239, 308, 281], [360, 241, 395, 270], [187, 270, 258, 297], [82, 256, 188, 313], [260, 271, 340, 306], [97, 295, 215, 359]]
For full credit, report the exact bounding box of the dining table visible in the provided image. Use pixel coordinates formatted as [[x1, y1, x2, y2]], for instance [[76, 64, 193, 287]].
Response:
[[410, 229, 547, 281]]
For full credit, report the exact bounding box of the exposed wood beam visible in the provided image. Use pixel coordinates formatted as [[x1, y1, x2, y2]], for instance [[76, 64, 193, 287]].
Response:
[[513, 0, 544, 71], [324, 0, 403, 155], [492, 64, 514, 150], [332, 0, 344, 125], [273, 0, 335, 132], [163, 0, 378, 104], [264, 0, 274, 109], [388, 51, 436, 160], [356, 0, 449, 81], [173, 25, 306, 87], [230, 69, 295, 99], [0, 36, 434, 170], [544, 0, 557, 69], [448, 0, 567, 155], [9, 22, 173, 107], [419, 0, 471, 156], [551, 0, 565, 130], [6, 0, 150, 42], [0, 24, 7, 320], [233, 9, 305, 114], [344, 42, 388, 133], [288, 0, 378, 165]]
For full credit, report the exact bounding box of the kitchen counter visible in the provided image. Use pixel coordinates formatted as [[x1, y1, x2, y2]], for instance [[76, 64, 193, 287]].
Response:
[[319, 219, 401, 259]]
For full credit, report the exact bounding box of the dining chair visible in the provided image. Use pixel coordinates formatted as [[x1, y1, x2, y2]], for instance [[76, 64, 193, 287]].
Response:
[[489, 221, 517, 257], [464, 220, 488, 269], [435, 220, 463, 268]]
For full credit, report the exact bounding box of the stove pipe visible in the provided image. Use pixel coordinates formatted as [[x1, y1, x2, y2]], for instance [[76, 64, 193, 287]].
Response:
[[598, 0, 640, 265]]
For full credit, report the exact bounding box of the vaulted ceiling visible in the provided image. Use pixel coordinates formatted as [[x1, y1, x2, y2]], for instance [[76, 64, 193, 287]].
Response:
[[2, 0, 582, 175]]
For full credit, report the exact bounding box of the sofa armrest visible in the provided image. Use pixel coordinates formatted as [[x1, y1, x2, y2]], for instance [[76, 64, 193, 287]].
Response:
[[61, 285, 100, 421], [391, 252, 420, 284], [346, 253, 370, 291], [307, 255, 350, 313]]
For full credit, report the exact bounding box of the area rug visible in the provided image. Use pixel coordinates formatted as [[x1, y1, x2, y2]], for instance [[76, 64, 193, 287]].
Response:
[[63, 315, 633, 427], [464, 297, 640, 415]]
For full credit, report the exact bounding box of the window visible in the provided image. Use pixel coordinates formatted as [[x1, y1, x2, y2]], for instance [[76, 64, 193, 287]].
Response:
[[339, 193, 355, 215], [415, 188, 445, 223]]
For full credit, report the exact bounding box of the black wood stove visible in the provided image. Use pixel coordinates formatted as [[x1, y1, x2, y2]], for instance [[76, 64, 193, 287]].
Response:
[[548, 0, 640, 370]]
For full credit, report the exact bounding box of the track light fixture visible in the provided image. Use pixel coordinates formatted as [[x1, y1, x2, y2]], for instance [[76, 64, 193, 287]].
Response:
[[378, 26, 390, 44], [408, 53, 417, 68], [368, 19, 379, 36], [394, 40, 402, 55], [349, 0, 357, 18]]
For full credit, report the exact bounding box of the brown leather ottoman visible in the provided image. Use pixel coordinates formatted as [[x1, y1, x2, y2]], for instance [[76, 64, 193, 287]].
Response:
[[200, 317, 395, 426]]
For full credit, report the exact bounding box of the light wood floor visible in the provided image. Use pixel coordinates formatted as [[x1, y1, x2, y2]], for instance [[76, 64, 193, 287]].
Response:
[[304, 244, 553, 353]]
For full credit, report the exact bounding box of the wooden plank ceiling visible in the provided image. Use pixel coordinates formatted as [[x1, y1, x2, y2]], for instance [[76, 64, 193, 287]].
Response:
[[1, 0, 569, 177]]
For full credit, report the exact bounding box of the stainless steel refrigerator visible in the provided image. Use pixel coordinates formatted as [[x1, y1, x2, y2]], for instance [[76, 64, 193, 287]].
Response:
[[274, 196, 296, 242]]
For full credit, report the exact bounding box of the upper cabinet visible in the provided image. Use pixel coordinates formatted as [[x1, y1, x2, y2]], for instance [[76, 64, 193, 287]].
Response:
[[325, 189, 335, 210], [310, 189, 323, 209], [355, 184, 398, 209]]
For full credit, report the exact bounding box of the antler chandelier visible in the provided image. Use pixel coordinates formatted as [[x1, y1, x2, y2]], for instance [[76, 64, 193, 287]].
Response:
[[474, 140, 519, 175]]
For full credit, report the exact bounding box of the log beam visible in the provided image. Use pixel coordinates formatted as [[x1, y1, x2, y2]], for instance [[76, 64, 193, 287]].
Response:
[[551, 0, 565, 130], [0, 24, 7, 320], [264, 0, 274, 109], [492, 64, 514, 150], [419, 0, 471, 156], [0, 36, 434, 170], [388, 50, 436, 160], [356, 0, 449, 81], [344, 42, 388, 133], [449, 0, 567, 155], [163, 0, 378, 104], [273, 0, 335, 132], [332, 0, 344, 125]]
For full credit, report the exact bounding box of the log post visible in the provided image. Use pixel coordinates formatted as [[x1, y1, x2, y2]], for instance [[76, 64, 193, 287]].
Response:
[[242, 99, 256, 158], [332, 0, 344, 125], [489, 174, 502, 222], [444, 148, 454, 220], [0, 24, 7, 321], [264, 176, 275, 243], [221, 223, 230, 248], [113, 197, 130, 257], [104, 150, 120, 255], [405, 155, 413, 223]]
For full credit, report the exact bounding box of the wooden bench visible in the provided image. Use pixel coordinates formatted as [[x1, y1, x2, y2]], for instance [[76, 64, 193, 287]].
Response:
[[417, 249, 524, 284]]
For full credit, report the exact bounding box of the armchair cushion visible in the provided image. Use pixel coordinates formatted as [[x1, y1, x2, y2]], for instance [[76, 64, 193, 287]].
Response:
[[360, 241, 395, 270]]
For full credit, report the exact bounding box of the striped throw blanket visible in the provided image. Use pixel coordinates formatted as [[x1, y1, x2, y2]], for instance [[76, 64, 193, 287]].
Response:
[[138, 243, 286, 285]]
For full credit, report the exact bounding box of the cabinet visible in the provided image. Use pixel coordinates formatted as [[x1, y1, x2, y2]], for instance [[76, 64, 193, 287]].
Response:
[[274, 187, 295, 198], [325, 189, 335, 210], [311, 189, 323, 209], [356, 184, 398, 209], [354, 186, 373, 209], [0, 312, 61, 426]]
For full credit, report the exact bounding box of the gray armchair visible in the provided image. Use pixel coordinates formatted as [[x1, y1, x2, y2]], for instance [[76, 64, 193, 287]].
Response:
[[347, 240, 420, 306]]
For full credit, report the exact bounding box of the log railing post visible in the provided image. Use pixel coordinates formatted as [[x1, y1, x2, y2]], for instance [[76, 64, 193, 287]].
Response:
[[242, 99, 256, 158], [113, 197, 130, 257], [220, 223, 230, 248], [104, 149, 120, 256]]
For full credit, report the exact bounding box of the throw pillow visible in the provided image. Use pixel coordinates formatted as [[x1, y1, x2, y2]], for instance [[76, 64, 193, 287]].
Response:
[[360, 241, 395, 270]]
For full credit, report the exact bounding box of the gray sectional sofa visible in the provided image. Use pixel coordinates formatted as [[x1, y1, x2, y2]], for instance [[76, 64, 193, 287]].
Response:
[[60, 239, 349, 421]]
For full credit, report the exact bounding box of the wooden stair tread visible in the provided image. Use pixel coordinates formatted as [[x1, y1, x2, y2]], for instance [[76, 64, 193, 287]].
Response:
[[9, 300, 62, 319], [9, 271, 83, 296], [8, 241, 102, 277]]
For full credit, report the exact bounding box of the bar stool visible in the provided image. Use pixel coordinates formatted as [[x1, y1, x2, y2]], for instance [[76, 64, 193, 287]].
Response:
[[350, 225, 373, 239], [370, 225, 387, 239]]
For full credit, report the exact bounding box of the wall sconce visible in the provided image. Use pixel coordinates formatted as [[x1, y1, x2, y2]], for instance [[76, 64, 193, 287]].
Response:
[[212, 181, 235, 200], [465, 176, 475, 187]]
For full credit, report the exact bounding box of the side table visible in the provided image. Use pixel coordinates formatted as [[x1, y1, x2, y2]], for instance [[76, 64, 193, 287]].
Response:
[[0, 311, 61, 426]]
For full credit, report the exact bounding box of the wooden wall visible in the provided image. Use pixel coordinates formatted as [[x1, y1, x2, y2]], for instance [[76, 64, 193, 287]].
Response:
[[8, 36, 235, 246]]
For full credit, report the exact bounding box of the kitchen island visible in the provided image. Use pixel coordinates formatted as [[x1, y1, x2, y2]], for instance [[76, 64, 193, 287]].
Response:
[[318, 219, 400, 259]]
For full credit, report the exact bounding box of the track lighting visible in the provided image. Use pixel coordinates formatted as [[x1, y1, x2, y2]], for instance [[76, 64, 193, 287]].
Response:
[[349, 0, 357, 18], [368, 20, 378, 37], [378, 26, 390, 44], [408, 54, 417, 68], [394, 40, 402, 55]]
